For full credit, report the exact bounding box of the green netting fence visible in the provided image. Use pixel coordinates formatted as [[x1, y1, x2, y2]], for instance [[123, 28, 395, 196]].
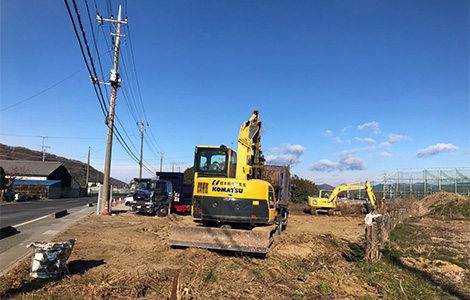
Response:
[[379, 167, 470, 199]]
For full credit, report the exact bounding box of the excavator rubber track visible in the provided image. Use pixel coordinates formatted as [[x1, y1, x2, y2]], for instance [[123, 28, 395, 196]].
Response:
[[168, 224, 278, 255]]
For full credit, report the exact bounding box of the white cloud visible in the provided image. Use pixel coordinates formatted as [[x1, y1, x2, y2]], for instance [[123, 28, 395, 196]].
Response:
[[323, 130, 334, 137], [334, 146, 376, 158], [309, 157, 368, 172], [355, 137, 376, 144], [357, 122, 380, 135], [309, 159, 337, 172], [266, 143, 305, 165], [388, 133, 413, 144], [334, 149, 358, 157], [415, 143, 460, 158], [334, 137, 351, 144], [266, 154, 302, 165], [341, 126, 352, 135], [282, 144, 306, 153], [379, 152, 392, 157], [361, 146, 377, 152], [379, 142, 391, 148]]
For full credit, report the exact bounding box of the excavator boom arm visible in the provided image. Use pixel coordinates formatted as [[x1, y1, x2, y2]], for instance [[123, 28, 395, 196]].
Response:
[[235, 110, 264, 180], [326, 181, 377, 210]]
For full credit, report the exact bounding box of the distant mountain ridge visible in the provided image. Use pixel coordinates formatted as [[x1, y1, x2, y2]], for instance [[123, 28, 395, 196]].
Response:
[[317, 184, 335, 190], [0, 143, 125, 187]]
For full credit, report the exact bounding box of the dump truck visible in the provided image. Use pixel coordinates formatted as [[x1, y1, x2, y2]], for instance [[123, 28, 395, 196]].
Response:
[[156, 171, 192, 214], [307, 181, 377, 215], [132, 178, 173, 216], [169, 111, 290, 255]]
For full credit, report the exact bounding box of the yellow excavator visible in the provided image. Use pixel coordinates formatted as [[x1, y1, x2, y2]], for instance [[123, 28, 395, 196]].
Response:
[[307, 181, 377, 215], [169, 111, 290, 255]]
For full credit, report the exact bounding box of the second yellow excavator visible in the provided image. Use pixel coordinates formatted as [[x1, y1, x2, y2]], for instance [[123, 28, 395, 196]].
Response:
[[307, 181, 377, 215]]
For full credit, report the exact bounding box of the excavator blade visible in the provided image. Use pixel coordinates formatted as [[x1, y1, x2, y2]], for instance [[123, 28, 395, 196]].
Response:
[[168, 224, 277, 254]]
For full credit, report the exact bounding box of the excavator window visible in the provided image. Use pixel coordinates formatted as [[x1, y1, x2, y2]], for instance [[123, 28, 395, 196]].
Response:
[[268, 187, 275, 209], [195, 148, 229, 177], [229, 151, 237, 178]]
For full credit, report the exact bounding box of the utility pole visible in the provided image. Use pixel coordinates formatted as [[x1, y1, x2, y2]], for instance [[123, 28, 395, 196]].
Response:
[[86, 146, 91, 195], [160, 151, 164, 172], [409, 168, 412, 197], [172, 161, 175, 172], [455, 168, 458, 193], [383, 172, 387, 199], [99, 5, 127, 213], [137, 118, 148, 179], [424, 169, 427, 196], [396, 168, 399, 197], [38, 136, 50, 162], [439, 169, 442, 191]]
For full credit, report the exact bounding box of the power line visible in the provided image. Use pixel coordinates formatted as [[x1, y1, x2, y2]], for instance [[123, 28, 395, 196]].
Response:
[[1, 133, 104, 140], [117, 17, 164, 154], [64, 0, 109, 117], [70, 0, 110, 116], [125, 23, 165, 154], [84, 0, 110, 100], [144, 138, 162, 159], [65, 0, 156, 182], [115, 115, 140, 154], [1, 67, 85, 112], [124, 23, 147, 121]]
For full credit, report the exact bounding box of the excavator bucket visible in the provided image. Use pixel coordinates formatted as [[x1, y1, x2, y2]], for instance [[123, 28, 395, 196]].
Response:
[[168, 224, 277, 254]]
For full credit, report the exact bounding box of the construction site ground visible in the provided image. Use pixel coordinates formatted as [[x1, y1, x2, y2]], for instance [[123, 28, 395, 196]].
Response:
[[1, 193, 469, 299]]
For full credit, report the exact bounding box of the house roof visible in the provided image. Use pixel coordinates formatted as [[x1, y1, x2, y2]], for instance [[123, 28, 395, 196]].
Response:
[[13, 179, 62, 187], [0, 160, 63, 176]]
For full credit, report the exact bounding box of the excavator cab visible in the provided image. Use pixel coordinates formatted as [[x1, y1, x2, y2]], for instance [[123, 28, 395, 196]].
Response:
[[194, 146, 237, 178], [318, 190, 332, 199]]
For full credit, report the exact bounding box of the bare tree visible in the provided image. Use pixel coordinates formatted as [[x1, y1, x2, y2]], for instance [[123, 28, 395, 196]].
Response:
[[0, 166, 26, 201]]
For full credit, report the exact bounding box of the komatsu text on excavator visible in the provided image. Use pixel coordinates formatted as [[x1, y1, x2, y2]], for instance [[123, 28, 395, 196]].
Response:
[[169, 111, 290, 255], [307, 181, 377, 215]]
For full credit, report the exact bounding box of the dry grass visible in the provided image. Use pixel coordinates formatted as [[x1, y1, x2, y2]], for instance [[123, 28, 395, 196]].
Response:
[[1, 193, 468, 299]]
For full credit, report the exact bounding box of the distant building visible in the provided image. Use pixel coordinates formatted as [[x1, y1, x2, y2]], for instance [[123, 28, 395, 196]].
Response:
[[0, 160, 83, 199]]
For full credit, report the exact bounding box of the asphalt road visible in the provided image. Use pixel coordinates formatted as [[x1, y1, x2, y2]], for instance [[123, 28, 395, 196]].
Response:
[[0, 196, 97, 228], [0, 196, 98, 276]]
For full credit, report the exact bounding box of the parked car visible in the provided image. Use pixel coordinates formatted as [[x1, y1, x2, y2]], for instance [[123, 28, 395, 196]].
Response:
[[14, 194, 29, 202], [124, 192, 134, 206]]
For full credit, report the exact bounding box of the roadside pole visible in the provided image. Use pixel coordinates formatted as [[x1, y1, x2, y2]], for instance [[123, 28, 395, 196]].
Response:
[[137, 119, 148, 179], [99, 5, 127, 214], [86, 146, 90, 196]]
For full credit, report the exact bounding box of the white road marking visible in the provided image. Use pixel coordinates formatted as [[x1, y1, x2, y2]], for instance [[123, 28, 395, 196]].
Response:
[[13, 215, 50, 227], [42, 230, 59, 235]]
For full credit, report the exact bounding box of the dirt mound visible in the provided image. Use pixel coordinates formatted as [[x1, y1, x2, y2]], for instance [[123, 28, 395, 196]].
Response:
[[387, 196, 422, 216], [337, 201, 363, 215], [421, 191, 470, 218], [387, 192, 470, 218]]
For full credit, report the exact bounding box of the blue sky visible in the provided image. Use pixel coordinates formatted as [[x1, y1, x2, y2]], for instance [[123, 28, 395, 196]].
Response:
[[1, 0, 469, 185]]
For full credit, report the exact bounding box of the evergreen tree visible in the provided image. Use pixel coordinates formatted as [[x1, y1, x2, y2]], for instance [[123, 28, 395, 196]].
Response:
[[290, 175, 318, 203], [183, 166, 194, 184]]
